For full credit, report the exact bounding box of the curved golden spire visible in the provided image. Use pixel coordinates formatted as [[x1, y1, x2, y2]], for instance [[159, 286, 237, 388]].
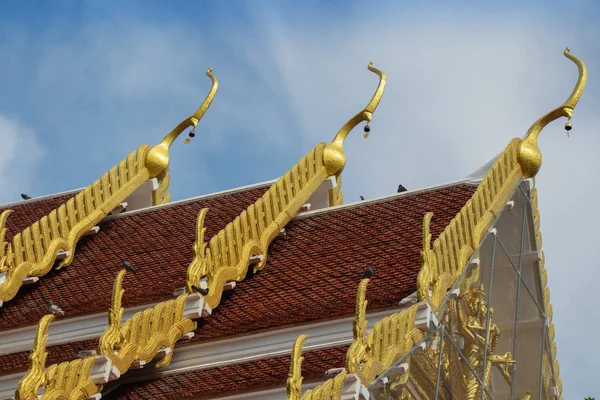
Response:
[[323, 62, 386, 176], [517, 48, 587, 178], [145, 68, 219, 178]]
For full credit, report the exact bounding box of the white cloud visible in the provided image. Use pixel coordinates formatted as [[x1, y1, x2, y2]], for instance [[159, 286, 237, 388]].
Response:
[[0, 114, 44, 204]]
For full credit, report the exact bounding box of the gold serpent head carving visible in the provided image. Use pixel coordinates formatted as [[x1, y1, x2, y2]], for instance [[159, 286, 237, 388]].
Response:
[[145, 68, 219, 178], [323, 62, 386, 176], [16, 314, 54, 399], [518, 48, 587, 178], [346, 278, 370, 373], [417, 212, 436, 302], [287, 334, 308, 400], [186, 208, 208, 294], [98, 269, 127, 353]]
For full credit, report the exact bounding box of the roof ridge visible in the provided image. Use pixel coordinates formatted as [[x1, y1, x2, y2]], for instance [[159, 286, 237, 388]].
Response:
[[0, 187, 82, 210], [102, 178, 277, 222], [294, 177, 478, 220]]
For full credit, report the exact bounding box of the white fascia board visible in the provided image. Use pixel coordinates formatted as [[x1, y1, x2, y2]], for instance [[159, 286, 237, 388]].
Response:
[[0, 294, 205, 356], [293, 178, 478, 221], [207, 374, 368, 400], [0, 306, 407, 399], [115, 307, 405, 380]]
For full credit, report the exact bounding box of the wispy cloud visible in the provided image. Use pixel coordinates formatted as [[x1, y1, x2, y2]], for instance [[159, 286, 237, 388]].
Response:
[[0, 114, 44, 204]]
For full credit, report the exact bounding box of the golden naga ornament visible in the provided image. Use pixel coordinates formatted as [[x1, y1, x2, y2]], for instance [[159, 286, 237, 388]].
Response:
[[97, 270, 197, 372], [186, 62, 386, 310], [286, 334, 347, 400], [346, 279, 422, 385], [517, 47, 587, 178], [0, 69, 218, 306], [16, 314, 102, 400], [16, 315, 54, 400], [17, 270, 200, 399]]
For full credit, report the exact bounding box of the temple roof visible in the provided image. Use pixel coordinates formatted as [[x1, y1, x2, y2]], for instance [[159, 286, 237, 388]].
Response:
[[0, 192, 77, 240], [0, 181, 273, 330], [104, 345, 350, 400], [0, 181, 476, 374]]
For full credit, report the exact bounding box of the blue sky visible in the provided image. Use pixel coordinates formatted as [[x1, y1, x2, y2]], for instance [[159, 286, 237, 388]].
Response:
[[0, 0, 599, 398]]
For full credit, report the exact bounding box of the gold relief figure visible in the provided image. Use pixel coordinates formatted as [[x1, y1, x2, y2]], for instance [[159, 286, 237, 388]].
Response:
[[489, 352, 516, 385], [454, 283, 515, 398]]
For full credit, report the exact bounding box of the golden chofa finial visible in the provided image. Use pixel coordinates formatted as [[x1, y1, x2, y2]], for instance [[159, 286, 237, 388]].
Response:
[[323, 62, 386, 176], [145, 68, 219, 178], [517, 47, 587, 178]]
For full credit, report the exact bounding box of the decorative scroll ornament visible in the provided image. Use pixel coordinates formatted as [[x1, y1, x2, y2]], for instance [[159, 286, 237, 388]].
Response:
[[17, 270, 200, 399], [346, 279, 422, 384], [16, 314, 101, 400], [416, 212, 463, 312], [302, 372, 347, 400], [517, 48, 587, 178], [287, 334, 308, 400], [16, 315, 54, 399], [286, 334, 347, 400], [187, 62, 386, 309], [97, 270, 197, 373], [0, 69, 218, 306]]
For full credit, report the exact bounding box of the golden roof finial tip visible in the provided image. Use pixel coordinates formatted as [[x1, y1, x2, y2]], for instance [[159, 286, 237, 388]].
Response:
[[518, 47, 587, 178], [323, 61, 386, 175], [145, 68, 219, 177]]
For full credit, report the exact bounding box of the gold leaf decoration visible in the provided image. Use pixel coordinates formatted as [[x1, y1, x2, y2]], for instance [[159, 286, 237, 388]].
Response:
[[287, 334, 308, 400], [286, 49, 582, 400], [187, 62, 386, 310], [286, 333, 347, 400], [346, 279, 422, 384], [41, 356, 100, 400], [97, 270, 197, 373], [301, 372, 347, 400], [16, 315, 55, 400], [16, 269, 199, 399], [0, 69, 218, 306], [16, 314, 101, 400]]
